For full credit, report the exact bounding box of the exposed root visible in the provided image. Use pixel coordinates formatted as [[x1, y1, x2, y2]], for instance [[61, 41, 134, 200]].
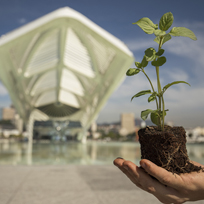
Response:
[[139, 125, 203, 174]]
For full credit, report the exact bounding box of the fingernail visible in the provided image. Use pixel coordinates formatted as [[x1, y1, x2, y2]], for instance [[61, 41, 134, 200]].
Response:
[[140, 162, 146, 169], [116, 157, 124, 160], [113, 160, 118, 167]]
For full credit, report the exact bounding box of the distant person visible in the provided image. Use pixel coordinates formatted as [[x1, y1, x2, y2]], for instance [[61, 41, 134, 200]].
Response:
[[114, 157, 204, 203]]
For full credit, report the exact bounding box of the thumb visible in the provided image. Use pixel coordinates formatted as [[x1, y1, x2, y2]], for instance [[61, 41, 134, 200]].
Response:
[[140, 159, 183, 189]]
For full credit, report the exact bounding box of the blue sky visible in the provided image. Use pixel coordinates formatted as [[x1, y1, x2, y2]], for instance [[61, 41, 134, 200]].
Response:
[[0, 0, 204, 128]]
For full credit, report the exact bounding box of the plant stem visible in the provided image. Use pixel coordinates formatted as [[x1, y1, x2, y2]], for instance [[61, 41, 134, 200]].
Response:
[[161, 95, 165, 130], [156, 36, 165, 131], [159, 36, 164, 50], [156, 66, 162, 130], [142, 69, 159, 110]]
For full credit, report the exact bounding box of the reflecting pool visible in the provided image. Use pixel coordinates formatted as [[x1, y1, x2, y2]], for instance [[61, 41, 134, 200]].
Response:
[[0, 140, 204, 166]]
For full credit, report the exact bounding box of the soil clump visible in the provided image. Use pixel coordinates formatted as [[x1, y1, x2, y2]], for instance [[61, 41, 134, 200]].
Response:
[[138, 125, 203, 174]]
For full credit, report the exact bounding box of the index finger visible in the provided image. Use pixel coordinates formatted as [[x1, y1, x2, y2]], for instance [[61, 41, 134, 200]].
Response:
[[140, 159, 184, 190]]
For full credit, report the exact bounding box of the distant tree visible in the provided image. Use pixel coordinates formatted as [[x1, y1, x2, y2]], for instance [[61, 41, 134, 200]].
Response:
[[0, 120, 13, 125]]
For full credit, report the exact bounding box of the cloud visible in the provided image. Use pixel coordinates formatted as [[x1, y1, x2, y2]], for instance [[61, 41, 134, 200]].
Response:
[[0, 83, 11, 108], [163, 85, 204, 127], [173, 21, 204, 34], [164, 69, 189, 82], [98, 78, 204, 127], [165, 36, 204, 65], [97, 73, 158, 123], [125, 39, 155, 52], [111, 70, 158, 99], [165, 85, 204, 107], [18, 18, 27, 24], [0, 83, 8, 96]]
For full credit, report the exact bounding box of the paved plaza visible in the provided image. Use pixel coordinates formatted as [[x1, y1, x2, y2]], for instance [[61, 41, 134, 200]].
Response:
[[0, 165, 204, 204]]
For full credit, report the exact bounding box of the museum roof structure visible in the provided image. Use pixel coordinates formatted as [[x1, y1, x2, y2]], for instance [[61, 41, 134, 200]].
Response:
[[0, 7, 134, 140]]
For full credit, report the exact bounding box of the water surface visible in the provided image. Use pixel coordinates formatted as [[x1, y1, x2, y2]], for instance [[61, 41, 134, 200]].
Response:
[[0, 140, 204, 166]]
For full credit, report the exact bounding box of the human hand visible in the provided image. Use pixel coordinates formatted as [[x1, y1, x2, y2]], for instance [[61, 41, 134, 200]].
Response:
[[113, 158, 204, 204]]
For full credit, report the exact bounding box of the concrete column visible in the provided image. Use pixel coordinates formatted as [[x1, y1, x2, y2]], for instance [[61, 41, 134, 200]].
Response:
[[14, 114, 23, 134], [27, 112, 34, 165], [81, 130, 87, 144], [77, 127, 87, 143]]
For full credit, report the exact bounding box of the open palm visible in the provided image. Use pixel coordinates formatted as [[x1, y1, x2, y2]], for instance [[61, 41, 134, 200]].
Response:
[[114, 158, 204, 204]]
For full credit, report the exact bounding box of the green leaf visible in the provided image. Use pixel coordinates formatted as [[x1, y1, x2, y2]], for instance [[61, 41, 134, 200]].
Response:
[[135, 61, 142, 68], [159, 12, 174, 31], [126, 68, 140, 76], [145, 47, 156, 57], [163, 81, 191, 92], [141, 56, 148, 67], [151, 56, 166, 66], [156, 49, 165, 56], [141, 109, 155, 120], [131, 90, 151, 101], [154, 34, 171, 45], [154, 29, 166, 36], [154, 36, 160, 44], [151, 110, 167, 125], [169, 27, 197, 40], [162, 34, 172, 44], [133, 17, 158, 34], [150, 112, 160, 125], [148, 92, 157, 102], [145, 47, 156, 61]]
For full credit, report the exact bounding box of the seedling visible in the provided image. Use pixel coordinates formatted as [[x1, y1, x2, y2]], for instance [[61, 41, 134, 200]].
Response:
[[126, 12, 197, 131]]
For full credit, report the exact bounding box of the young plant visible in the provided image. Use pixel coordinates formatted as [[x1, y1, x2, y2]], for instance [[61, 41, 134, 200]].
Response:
[[127, 12, 197, 131]]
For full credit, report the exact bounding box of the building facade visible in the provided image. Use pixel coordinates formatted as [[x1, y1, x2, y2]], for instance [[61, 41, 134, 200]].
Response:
[[2, 107, 15, 120], [120, 113, 135, 136]]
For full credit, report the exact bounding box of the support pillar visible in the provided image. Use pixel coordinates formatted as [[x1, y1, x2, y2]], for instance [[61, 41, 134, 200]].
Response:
[[81, 129, 87, 144], [27, 112, 34, 165], [77, 127, 87, 143]]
